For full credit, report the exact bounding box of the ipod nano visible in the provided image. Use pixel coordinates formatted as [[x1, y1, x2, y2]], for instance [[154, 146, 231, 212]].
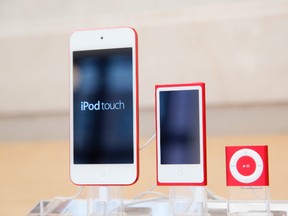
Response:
[[155, 83, 207, 186], [225, 145, 269, 186]]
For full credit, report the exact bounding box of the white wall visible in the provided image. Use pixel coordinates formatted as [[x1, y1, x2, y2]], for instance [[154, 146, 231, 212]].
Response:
[[0, 0, 288, 115]]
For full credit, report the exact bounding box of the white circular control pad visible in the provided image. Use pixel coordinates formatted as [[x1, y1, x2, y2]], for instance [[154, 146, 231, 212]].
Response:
[[229, 148, 263, 184]]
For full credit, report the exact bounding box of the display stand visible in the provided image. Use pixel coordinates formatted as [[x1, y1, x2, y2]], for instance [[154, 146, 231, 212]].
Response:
[[28, 186, 123, 216], [169, 186, 209, 216], [227, 186, 271, 216], [28, 190, 288, 215], [87, 186, 123, 216]]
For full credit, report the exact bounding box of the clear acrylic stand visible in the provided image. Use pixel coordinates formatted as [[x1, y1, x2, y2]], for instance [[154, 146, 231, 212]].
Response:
[[27, 188, 288, 216], [87, 186, 124, 216], [169, 186, 209, 216], [228, 186, 271, 216], [28, 186, 124, 216]]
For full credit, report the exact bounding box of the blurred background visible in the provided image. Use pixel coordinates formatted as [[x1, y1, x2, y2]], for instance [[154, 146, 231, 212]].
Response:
[[0, 0, 288, 140], [0, 0, 288, 214]]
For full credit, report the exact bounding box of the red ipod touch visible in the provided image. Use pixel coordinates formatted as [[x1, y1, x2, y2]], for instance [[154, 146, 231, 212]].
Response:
[[70, 27, 139, 185]]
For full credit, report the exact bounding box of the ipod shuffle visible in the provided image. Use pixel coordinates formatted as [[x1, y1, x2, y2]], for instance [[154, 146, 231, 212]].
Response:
[[225, 145, 269, 186]]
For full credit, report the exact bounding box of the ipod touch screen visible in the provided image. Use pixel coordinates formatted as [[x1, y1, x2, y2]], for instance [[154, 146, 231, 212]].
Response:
[[73, 48, 134, 164]]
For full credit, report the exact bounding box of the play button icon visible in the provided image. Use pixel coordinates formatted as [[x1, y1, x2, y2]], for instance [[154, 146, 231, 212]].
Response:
[[237, 156, 256, 176]]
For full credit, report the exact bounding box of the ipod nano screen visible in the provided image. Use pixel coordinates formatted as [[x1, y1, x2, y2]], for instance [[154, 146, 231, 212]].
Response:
[[73, 48, 133, 164], [160, 89, 200, 164]]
